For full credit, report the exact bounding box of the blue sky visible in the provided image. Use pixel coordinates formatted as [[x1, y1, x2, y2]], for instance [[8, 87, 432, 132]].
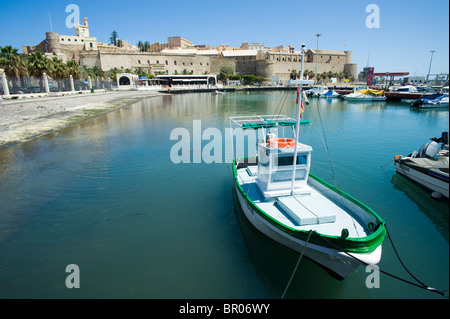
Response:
[[1, 0, 448, 76]]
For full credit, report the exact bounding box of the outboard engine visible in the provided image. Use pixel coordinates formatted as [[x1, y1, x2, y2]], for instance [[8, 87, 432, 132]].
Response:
[[431, 132, 449, 145], [417, 141, 440, 158]]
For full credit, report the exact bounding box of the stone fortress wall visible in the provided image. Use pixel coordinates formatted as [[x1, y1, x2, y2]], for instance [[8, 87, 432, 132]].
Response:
[[22, 17, 358, 82]]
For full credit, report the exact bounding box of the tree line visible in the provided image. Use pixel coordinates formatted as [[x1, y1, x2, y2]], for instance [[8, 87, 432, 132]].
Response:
[[290, 69, 355, 83]]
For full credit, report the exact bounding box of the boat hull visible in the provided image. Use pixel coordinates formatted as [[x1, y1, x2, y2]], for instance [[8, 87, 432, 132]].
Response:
[[234, 182, 383, 279], [395, 159, 449, 199]]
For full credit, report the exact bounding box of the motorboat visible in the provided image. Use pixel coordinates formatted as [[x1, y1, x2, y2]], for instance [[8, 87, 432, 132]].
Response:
[[344, 89, 386, 102], [411, 93, 449, 108], [319, 89, 340, 98], [305, 86, 329, 97], [394, 132, 449, 200]]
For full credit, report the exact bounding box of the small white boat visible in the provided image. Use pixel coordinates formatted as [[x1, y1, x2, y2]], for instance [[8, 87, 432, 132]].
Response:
[[214, 90, 226, 95], [394, 132, 449, 200], [411, 87, 449, 108], [344, 89, 386, 102], [390, 85, 418, 93], [411, 93, 449, 108], [319, 89, 340, 98], [306, 86, 329, 97], [230, 83, 386, 279]]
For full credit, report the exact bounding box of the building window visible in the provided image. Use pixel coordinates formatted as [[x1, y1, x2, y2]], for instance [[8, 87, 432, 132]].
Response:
[[61, 38, 64, 41], [75, 39, 77, 42], [138, 60, 141, 64], [200, 62, 202, 66], [156, 60, 159, 64], [190, 62, 193, 65], [207, 63, 209, 66], [174, 61, 177, 65], [165, 60, 168, 65], [148, 60, 150, 64], [90, 43, 93, 48], [68, 39, 71, 41], [182, 62, 185, 65]]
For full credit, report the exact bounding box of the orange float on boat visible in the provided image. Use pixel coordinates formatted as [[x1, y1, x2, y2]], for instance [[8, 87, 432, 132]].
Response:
[[267, 138, 296, 148]]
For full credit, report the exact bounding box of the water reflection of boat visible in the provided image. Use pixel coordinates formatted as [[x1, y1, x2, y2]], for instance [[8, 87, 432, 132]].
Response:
[[390, 173, 449, 243]]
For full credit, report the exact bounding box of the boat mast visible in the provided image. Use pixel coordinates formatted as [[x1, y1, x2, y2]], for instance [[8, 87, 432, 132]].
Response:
[[290, 43, 306, 196]]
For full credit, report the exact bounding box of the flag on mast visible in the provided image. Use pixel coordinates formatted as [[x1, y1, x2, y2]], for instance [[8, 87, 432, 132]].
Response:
[[296, 86, 305, 118], [300, 100, 305, 118]]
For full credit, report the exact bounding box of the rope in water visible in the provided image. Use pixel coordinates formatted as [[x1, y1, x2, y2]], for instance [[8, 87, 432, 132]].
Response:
[[281, 230, 313, 299], [310, 227, 448, 297]]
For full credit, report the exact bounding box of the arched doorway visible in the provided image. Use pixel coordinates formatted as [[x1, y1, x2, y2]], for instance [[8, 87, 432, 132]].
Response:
[[119, 76, 130, 86], [208, 77, 216, 86]]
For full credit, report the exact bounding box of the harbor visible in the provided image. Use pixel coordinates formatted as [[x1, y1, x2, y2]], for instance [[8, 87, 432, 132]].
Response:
[[0, 90, 448, 298], [0, 0, 448, 304]]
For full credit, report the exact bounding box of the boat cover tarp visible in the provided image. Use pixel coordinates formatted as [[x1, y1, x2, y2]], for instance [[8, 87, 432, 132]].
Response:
[[420, 93, 448, 101], [358, 89, 385, 95], [242, 120, 311, 129], [242, 122, 276, 130]]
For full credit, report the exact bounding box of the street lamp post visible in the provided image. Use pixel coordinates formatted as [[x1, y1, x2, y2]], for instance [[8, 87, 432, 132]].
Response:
[[314, 33, 322, 85], [426, 50, 436, 83]]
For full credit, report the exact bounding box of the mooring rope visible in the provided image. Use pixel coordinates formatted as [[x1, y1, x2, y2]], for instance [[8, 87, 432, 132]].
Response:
[[310, 228, 448, 297], [281, 230, 313, 299]]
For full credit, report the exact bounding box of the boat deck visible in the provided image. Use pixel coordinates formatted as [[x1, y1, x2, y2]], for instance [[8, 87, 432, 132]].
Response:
[[237, 167, 368, 238]]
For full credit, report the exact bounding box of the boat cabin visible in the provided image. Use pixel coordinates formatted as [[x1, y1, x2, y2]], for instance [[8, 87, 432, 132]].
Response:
[[256, 134, 313, 199]]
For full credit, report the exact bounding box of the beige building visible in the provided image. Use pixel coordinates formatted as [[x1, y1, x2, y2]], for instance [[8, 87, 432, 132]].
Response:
[[22, 17, 357, 82], [168, 36, 193, 49]]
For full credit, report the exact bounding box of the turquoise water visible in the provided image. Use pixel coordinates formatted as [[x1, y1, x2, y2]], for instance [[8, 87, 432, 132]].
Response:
[[0, 91, 448, 299]]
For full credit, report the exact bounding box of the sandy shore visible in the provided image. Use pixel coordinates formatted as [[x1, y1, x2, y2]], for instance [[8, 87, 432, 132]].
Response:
[[0, 90, 163, 147]]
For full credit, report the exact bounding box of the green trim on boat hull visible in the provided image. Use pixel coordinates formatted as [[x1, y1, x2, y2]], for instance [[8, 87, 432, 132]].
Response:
[[233, 158, 386, 254]]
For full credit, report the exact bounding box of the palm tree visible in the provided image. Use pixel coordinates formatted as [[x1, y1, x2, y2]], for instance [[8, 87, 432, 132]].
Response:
[[27, 51, 50, 91], [137, 41, 144, 52], [66, 60, 81, 80], [143, 41, 150, 52], [316, 73, 322, 82], [327, 71, 334, 83], [0, 45, 27, 93], [109, 31, 119, 46], [321, 72, 328, 84], [337, 71, 344, 83], [108, 67, 121, 82], [91, 66, 104, 78], [290, 69, 298, 80], [218, 66, 234, 85], [49, 57, 68, 91]]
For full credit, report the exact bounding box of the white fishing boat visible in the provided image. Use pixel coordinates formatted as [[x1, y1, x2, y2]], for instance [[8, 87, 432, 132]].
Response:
[[230, 80, 386, 279], [344, 89, 386, 102], [394, 132, 449, 200]]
